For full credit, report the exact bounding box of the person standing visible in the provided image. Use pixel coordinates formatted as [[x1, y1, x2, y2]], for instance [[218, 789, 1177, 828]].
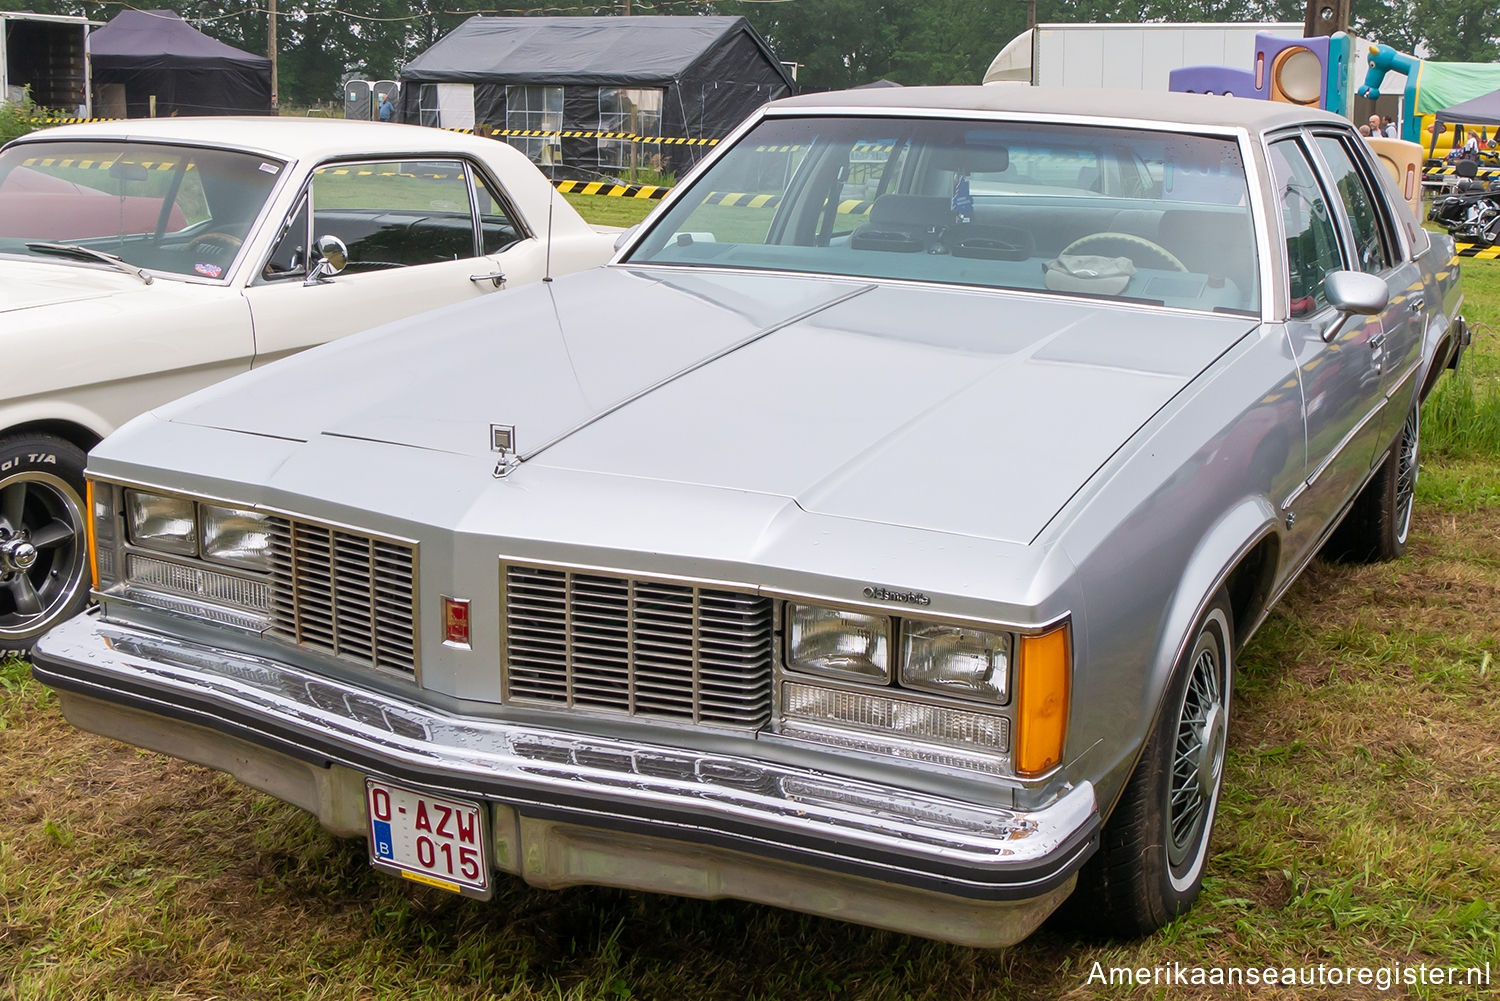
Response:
[[378, 93, 394, 122], [1382, 116, 1397, 138]]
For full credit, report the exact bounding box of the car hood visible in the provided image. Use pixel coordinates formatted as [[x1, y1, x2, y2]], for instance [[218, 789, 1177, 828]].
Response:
[[162, 266, 1257, 544], [0, 257, 153, 313]]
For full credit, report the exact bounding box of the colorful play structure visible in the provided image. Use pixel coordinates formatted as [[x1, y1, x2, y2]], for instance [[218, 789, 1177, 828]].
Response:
[[1170, 33, 1500, 156], [1169, 32, 1356, 115], [1357, 44, 1500, 151]]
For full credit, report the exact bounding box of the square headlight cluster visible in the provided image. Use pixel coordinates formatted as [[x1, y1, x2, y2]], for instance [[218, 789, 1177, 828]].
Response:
[[787, 601, 1010, 705], [124, 490, 271, 572]]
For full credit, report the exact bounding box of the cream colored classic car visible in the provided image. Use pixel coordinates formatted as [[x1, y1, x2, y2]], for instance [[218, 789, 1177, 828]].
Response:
[[0, 118, 616, 647]]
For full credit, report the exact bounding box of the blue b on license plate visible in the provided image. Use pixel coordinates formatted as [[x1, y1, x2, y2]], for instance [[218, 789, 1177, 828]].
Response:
[[366, 778, 491, 898]]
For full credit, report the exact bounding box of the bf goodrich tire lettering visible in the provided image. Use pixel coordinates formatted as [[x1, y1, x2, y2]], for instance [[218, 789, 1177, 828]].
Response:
[[0, 435, 91, 650]]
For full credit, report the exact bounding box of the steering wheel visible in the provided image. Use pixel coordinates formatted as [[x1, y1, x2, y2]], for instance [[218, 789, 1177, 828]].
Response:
[[188, 231, 243, 258], [1060, 232, 1188, 272]]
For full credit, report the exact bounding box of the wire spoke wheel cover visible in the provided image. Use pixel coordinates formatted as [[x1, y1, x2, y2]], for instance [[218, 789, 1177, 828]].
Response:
[[1394, 408, 1419, 547], [1167, 629, 1228, 883]]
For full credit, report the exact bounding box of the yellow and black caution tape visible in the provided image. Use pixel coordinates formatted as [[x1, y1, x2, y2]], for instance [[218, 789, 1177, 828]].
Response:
[[19, 155, 183, 171], [1424, 165, 1500, 180], [1454, 242, 1500, 260], [23, 116, 123, 126], [552, 179, 669, 199], [452, 126, 720, 147]]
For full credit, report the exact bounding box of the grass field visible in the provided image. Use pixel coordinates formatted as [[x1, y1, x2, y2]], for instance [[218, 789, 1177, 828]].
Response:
[[1, 209, 1496, 1001]]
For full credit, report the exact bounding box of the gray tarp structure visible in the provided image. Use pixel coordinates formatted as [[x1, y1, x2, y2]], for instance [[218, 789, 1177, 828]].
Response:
[[1434, 87, 1500, 127], [91, 10, 272, 117], [398, 16, 794, 178]]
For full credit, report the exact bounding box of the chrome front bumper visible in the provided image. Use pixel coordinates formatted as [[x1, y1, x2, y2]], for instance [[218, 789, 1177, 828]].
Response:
[[33, 612, 1100, 946]]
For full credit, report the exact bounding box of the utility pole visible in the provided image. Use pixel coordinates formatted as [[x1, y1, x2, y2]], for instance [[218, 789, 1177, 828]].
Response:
[[1027, 1, 1037, 30], [268, 0, 279, 112], [1302, 0, 1351, 38]]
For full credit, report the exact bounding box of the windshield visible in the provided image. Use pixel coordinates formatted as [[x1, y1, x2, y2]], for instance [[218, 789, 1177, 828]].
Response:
[[0, 140, 284, 279], [627, 116, 1259, 315]]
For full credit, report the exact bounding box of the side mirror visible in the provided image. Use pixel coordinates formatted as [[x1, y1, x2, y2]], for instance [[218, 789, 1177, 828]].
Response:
[[1321, 270, 1389, 341], [304, 234, 349, 285], [613, 225, 639, 252], [1324, 270, 1389, 314]]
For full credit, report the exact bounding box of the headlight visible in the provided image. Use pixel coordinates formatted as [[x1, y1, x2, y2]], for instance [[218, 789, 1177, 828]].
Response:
[[125, 489, 197, 555], [901, 622, 1010, 703], [200, 504, 271, 571], [787, 603, 890, 680]]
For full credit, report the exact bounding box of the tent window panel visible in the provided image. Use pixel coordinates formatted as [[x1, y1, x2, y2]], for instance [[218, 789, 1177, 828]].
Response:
[[506, 85, 563, 165], [599, 87, 664, 170], [310, 159, 478, 269]]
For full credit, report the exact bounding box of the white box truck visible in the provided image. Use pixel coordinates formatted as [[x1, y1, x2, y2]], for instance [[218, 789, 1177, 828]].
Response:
[[1, 11, 93, 116], [984, 22, 1302, 91]]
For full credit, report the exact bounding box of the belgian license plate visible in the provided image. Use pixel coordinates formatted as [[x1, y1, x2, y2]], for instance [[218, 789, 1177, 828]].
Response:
[[366, 779, 490, 898]]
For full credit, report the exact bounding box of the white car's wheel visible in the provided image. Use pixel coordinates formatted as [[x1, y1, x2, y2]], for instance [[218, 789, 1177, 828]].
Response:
[[0, 435, 90, 651]]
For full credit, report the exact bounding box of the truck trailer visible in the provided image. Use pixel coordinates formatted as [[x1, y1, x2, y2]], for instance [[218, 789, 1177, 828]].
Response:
[[1, 11, 92, 117], [984, 22, 1302, 91]]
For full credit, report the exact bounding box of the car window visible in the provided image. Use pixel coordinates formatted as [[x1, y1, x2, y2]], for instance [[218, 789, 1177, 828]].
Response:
[[1268, 139, 1342, 317], [628, 117, 1259, 315], [0, 140, 282, 279], [308, 159, 478, 270], [262, 195, 309, 280], [472, 172, 524, 255], [1312, 135, 1394, 274]]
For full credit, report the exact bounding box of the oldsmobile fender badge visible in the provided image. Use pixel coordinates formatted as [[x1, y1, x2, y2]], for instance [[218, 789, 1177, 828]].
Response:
[[863, 585, 931, 606]]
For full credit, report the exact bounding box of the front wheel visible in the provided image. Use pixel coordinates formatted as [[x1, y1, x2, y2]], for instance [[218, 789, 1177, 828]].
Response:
[[1065, 593, 1233, 937], [0, 434, 91, 651]]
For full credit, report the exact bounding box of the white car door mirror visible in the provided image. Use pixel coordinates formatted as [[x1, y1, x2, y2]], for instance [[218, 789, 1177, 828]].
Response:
[[613, 225, 639, 252]]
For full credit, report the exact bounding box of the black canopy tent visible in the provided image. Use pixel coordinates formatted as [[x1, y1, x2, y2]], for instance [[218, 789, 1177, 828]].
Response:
[[1434, 87, 1500, 127], [90, 9, 272, 117], [398, 16, 794, 178]]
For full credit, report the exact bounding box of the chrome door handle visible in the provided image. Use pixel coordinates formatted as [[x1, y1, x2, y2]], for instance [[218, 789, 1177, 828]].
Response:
[[469, 271, 506, 288], [1408, 294, 1425, 313], [1368, 332, 1387, 349]]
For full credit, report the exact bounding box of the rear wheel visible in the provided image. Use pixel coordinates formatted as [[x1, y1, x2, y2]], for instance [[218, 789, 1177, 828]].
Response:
[[0, 435, 90, 651], [1327, 407, 1419, 563], [1065, 593, 1233, 937]]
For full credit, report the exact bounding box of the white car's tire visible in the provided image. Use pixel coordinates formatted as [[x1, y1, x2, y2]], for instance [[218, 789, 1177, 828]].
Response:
[[0, 434, 91, 651]]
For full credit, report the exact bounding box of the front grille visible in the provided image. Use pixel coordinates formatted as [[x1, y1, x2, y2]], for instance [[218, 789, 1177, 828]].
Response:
[[267, 518, 418, 676], [502, 563, 773, 727]]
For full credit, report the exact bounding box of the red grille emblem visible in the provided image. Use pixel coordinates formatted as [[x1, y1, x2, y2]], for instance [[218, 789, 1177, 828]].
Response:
[[442, 596, 471, 647]]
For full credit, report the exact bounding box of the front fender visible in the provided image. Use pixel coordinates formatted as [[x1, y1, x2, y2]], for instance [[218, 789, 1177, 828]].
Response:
[[0, 398, 113, 448], [1092, 496, 1279, 818]]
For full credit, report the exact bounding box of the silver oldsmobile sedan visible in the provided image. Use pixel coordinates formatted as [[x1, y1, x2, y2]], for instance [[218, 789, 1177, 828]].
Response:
[[33, 87, 1467, 946]]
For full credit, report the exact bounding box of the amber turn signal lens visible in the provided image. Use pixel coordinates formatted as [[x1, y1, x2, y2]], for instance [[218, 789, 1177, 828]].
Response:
[[85, 479, 99, 591], [1015, 625, 1071, 777]]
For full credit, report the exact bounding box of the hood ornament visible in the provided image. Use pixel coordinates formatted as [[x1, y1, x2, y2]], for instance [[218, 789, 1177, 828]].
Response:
[[490, 424, 520, 478]]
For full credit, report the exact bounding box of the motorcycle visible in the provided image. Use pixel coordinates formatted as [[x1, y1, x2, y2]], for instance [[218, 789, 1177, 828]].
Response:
[[1429, 160, 1500, 246]]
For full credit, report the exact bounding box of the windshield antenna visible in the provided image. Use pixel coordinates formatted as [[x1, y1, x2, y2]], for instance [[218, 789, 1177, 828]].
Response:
[[544, 160, 556, 283]]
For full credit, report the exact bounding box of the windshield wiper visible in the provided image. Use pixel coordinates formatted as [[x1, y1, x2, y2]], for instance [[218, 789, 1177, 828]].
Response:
[[24, 242, 153, 285]]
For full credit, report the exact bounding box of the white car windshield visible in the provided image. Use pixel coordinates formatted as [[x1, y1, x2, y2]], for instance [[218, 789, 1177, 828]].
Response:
[[627, 116, 1259, 315], [0, 140, 284, 279]]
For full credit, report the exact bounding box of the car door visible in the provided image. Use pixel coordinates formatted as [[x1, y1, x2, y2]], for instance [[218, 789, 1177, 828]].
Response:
[[241, 157, 537, 366], [1269, 134, 1395, 571], [1307, 131, 1425, 444]]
